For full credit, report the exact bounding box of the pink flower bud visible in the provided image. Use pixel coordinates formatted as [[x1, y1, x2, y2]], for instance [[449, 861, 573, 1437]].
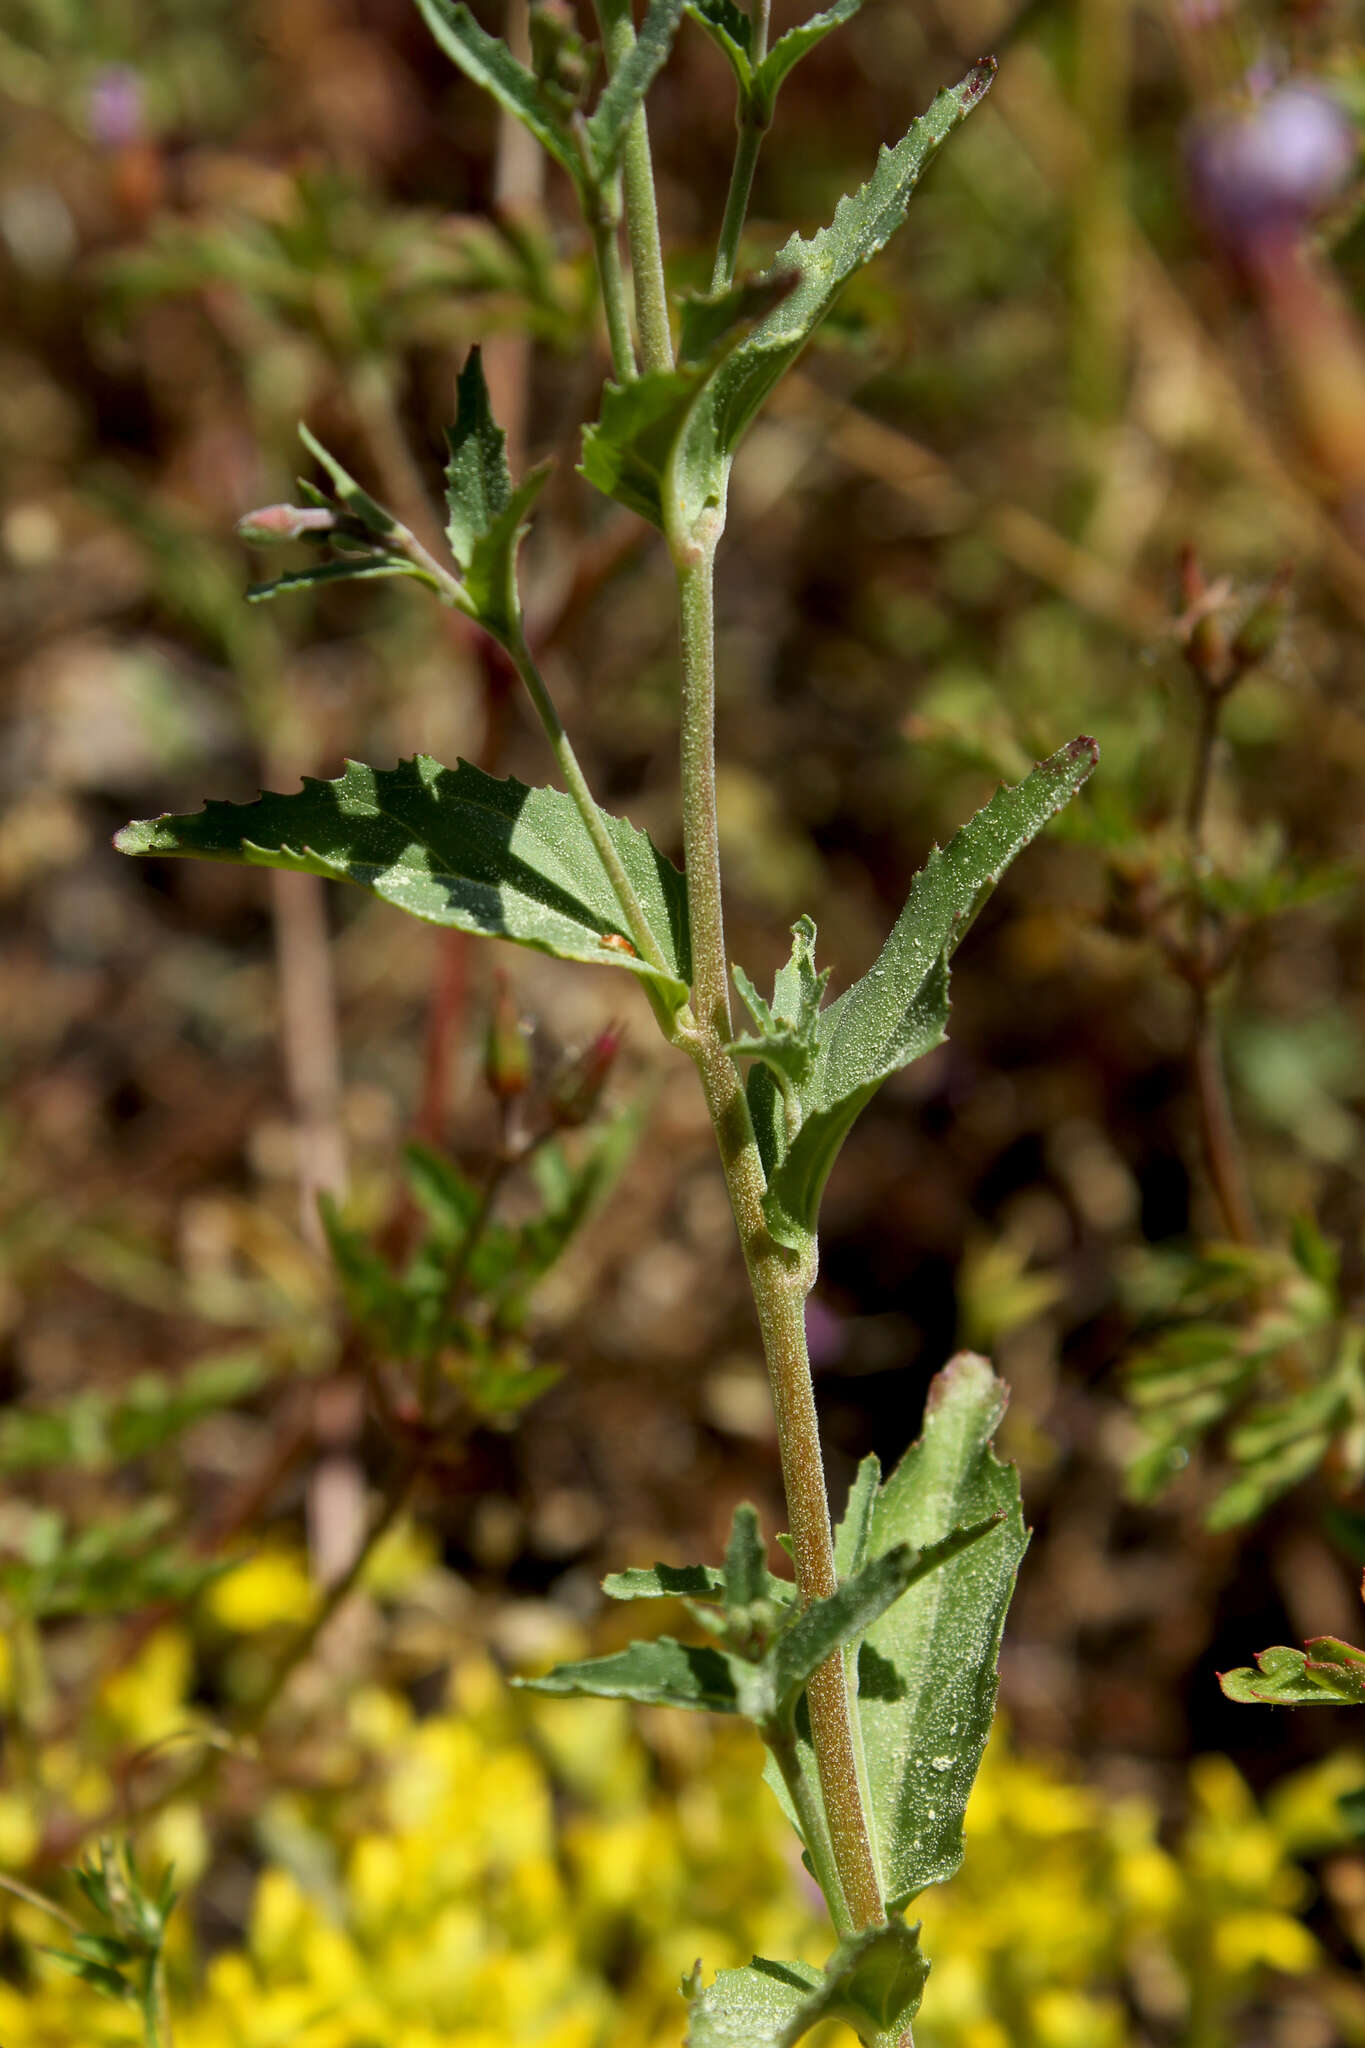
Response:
[[548, 1024, 624, 1129], [484, 974, 532, 1101], [235, 504, 338, 544]]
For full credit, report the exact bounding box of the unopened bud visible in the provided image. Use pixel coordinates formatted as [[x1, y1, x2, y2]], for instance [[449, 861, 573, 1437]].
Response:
[[484, 974, 531, 1101], [1231, 564, 1292, 670], [236, 503, 337, 545], [548, 1024, 624, 1129], [530, 0, 594, 105]]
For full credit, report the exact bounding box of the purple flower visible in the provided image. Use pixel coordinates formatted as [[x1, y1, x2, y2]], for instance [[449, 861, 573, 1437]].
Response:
[[1187, 82, 1357, 260], [87, 65, 146, 151]]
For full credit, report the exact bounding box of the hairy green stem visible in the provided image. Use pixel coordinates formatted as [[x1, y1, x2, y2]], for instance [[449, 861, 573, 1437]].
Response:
[[674, 539, 732, 1040], [674, 535, 885, 1934], [585, 191, 640, 382], [594, 0, 674, 373], [711, 115, 765, 292]]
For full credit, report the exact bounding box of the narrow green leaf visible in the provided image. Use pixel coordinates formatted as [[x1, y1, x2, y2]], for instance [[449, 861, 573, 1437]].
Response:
[[603, 1561, 729, 1600], [729, 916, 829, 1100], [752, 0, 864, 122], [518, 1107, 643, 1284], [761, 741, 1097, 1249], [682, 0, 752, 90], [1206, 1431, 1333, 1532], [770, 1521, 1000, 1719], [585, 0, 684, 179], [833, 1454, 881, 1579], [246, 559, 427, 603], [116, 755, 690, 1001], [514, 1635, 748, 1712], [856, 1355, 1028, 1910], [1220, 1637, 1365, 1706], [402, 1142, 483, 1240], [413, 0, 582, 180], [685, 1922, 928, 2048], [724, 1502, 769, 1609], [298, 424, 397, 537], [666, 63, 996, 538], [41, 1951, 135, 2002]]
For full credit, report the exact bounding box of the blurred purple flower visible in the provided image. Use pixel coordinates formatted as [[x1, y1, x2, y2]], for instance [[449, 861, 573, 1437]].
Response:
[[804, 1296, 846, 1371], [88, 66, 145, 151], [1187, 82, 1357, 261]]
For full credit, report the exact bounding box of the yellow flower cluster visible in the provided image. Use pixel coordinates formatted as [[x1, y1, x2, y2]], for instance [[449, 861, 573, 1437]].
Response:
[[0, 1614, 1362, 2047]]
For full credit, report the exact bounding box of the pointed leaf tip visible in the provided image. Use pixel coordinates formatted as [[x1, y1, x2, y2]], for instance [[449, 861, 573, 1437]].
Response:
[[114, 756, 689, 997]]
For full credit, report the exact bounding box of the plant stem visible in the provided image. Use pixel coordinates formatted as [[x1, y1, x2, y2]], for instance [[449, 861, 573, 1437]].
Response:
[[711, 0, 769, 289], [1191, 983, 1259, 1245], [711, 115, 765, 292], [383, 521, 676, 1003], [503, 624, 678, 993], [585, 188, 640, 382], [672, 535, 885, 1934], [765, 1721, 847, 1932], [674, 539, 731, 1040], [594, 0, 674, 374]]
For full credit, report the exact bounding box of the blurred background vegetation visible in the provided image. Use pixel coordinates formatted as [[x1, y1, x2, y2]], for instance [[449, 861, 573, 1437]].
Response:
[[3, 0, 1365, 2040]]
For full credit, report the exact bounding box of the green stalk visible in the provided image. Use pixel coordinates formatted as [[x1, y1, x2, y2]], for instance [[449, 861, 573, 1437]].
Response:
[[594, 0, 674, 373], [503, 623, 677, 992], [711, 0, 770, 289], [711, 116, 765, 292], [585, 187, 640, 382], [384, 521, 675, 1006], [673, 534, 885, 1935]]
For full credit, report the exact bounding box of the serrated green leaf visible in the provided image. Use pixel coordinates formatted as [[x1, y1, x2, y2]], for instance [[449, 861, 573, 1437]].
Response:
[[515, 1635, 750, 1712], [444, 347, 513, 568], [443, 350, 553, 642], [413, 0, 582, 180], [1220, 1637, 1365, 1706], [585, 0, 683, 179], [246, 558, 427, 604], [851, 1354, 1028, 1911], [116, 755, 690, 1001], [685, 1921, 928, 2048], [665, 63, 995, 539], [752, 0, 864, 122], [678, 271, 801, 366], [761, 742, 1096, 1250]]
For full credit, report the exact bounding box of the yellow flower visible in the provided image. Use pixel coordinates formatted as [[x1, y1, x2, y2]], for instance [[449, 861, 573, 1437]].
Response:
[[207, 1550, 318, 1632]]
